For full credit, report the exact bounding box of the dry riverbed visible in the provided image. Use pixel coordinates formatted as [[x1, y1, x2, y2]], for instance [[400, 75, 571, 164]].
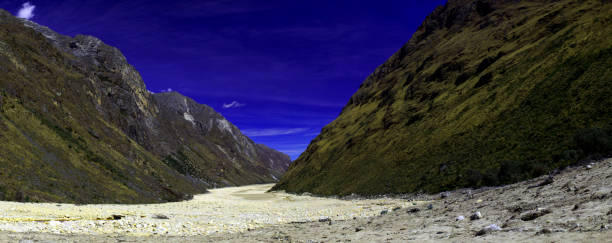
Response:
[[0, 183, 411, 240], [207, 158, 612, 242], [1, 158, 612, 242]]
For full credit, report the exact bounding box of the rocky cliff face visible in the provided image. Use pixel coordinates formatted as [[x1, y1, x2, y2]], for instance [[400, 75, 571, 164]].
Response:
[[274, 0, 612, 195], [0, 9, 289, 203], [151, 91, 291, 187], [255, 144, 292, 180]]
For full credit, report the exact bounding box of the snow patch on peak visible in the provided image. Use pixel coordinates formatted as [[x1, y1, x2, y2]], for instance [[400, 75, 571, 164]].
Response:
[[183, 98, 190, 112], [183, 112, 195, 125], [217, 119, 233, 135], [182, 98, 196, 126]]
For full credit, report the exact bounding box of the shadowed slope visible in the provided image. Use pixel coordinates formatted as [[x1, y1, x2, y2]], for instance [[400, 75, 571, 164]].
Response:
[[274, 0, 612, 195]]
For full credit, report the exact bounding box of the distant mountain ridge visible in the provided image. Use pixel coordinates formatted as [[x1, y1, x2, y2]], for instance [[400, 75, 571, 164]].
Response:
[[152, 91, 290, 186], [274, 0, 612, 195], [0, 9, 290, 203]]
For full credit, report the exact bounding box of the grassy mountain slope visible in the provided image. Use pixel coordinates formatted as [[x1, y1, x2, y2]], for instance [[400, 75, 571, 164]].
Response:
[[274, 0, 612, 195], [0, 9, 289, 203], [0, 10, 205, 203]]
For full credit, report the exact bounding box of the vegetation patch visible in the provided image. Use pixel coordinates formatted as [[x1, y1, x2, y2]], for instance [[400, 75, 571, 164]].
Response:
[[275, 0, 612, 196]]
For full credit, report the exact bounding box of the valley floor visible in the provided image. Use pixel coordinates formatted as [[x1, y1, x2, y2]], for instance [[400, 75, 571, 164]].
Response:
[[1, 158, 611, 242]]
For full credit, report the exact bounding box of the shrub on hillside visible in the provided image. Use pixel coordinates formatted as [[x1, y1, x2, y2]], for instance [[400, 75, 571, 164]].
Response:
[[574, 127, 612, 157]]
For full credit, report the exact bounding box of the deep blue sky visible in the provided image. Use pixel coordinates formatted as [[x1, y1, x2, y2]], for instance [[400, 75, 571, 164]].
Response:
[[3, 0, 445, 159]]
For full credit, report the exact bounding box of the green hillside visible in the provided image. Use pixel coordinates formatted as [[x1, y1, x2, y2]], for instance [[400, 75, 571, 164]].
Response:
[[0, 9, 289, 203], [0, 10, 203, 203], [274, 0, 612, 195]]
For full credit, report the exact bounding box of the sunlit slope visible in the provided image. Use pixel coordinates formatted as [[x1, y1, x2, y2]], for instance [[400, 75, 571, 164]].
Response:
[[0, 10, 206, 203], [274, 0, 612, 195], [0, 9, 289, 203]]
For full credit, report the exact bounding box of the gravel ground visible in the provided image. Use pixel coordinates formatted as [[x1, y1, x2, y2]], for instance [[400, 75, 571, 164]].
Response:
[[0, 183, 409, 240], [205, 158, 612, 242], [1, 158, 611, 242]]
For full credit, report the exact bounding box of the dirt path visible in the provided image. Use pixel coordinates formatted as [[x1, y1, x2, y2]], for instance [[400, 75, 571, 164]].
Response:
[[1, 159, 611, 242]]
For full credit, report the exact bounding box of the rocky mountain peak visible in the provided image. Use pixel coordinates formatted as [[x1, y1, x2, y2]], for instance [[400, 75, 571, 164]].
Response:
[[18, 19, 130, 70], [18, 18, 149, 101], [151, 90, 291, 184], [153, 91, 216, 116]]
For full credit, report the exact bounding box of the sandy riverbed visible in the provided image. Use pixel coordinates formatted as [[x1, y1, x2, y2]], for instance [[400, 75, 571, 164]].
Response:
[[0, 183, 409, 237]]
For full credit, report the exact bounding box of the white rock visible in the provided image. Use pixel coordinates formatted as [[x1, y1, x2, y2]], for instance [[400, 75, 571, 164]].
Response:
[[456, 215, 465, 221], [485, 224, 502, 231], [476, 224, 503, 236]]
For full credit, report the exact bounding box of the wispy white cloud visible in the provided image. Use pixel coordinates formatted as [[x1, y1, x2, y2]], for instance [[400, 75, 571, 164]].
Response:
[[182, 89, 345, 109], [160, 88, 173, 92], [222, 100, 245, 109], [242, 128, 308, 137], [17, 2, 35, 20]]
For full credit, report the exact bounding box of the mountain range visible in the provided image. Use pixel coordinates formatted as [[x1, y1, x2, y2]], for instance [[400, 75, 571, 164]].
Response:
[[2, 0, 611, 203], [0, 9, 290, 203]]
